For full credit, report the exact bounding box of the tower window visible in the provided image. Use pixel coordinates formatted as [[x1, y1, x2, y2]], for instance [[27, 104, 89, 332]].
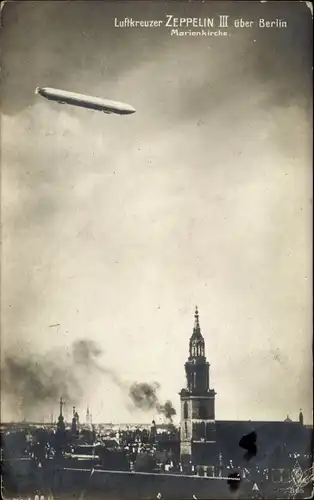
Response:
[[199, 405, 207, 419], [183, 401, 188, 419]]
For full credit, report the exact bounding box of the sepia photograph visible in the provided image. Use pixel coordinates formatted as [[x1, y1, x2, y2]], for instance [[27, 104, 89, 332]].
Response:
[[0, 1, 313, 499]]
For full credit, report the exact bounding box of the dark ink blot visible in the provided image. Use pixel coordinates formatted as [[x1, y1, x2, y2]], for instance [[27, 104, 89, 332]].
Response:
[[239, 431, 257, 460], [227, 472, 241, 491]]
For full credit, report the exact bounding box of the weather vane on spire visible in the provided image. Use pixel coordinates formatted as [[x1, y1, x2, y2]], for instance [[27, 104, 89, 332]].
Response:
[[194, 306, 200, 330]]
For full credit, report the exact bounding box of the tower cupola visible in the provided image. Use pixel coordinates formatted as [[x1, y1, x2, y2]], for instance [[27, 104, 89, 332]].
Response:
[[189, 306, 205, 359]]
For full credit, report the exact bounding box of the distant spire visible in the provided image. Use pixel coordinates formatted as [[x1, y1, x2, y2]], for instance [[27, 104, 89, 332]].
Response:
[[57, 398, 65, 432], [59, 397, 65, 417]]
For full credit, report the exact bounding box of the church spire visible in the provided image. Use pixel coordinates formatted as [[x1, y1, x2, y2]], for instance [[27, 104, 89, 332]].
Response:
[[181, 307, 215, 420], [189, 306, 205, 358], [59, 397, 65, 417], [57, 397, 65, 433], [193, 306, 201, 336]]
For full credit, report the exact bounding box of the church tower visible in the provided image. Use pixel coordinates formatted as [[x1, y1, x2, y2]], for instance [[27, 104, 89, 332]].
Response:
[[180, 307, 216, 463]]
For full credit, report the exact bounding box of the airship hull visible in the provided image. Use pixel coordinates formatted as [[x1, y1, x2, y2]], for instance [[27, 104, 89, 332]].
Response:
[[35, 87, 136, 115]]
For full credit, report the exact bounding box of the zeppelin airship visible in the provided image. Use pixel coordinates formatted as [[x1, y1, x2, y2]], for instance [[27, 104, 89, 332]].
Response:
[[35, 87, 136, 115]]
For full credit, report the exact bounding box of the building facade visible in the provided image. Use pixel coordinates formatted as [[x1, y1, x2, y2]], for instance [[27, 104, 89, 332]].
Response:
[[179, 307, 312, 493], [179, 307, 217, 463]]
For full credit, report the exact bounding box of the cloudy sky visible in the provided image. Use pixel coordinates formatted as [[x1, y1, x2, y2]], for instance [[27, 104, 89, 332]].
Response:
[[1, 1, 312, 424]]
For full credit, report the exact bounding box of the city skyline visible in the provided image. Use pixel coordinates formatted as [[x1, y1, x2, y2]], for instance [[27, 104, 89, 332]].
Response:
[[1, 1, 312, 425], [1, 306, 311, 426]]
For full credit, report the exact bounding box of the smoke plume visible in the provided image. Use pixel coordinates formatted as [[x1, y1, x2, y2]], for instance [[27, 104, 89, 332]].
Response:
[[157, 400, 177, 422], [1, 340, 176, 422], [129, 382, 177, 422], [1, 339, 120, 421], [129, 382, 160, 411]]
